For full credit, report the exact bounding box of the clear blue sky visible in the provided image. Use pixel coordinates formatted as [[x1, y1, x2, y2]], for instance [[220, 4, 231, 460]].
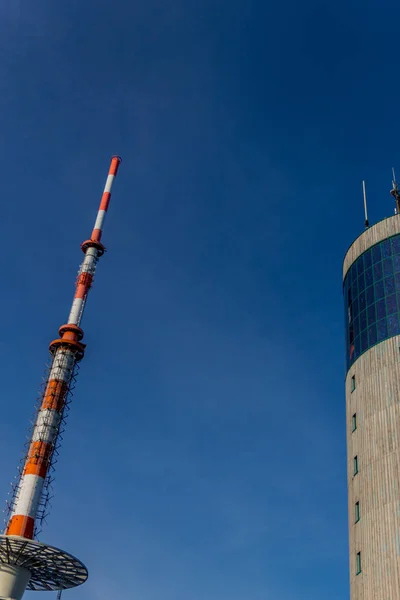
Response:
[[0, 1, 398, 599]]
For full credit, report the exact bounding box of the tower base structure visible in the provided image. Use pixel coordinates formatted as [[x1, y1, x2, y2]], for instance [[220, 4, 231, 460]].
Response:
[[0, 536, 87, 599]]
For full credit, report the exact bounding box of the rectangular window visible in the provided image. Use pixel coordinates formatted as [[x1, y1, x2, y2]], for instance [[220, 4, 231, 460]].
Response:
[[355, 501, 360, 523], [356, 552, 362, 575], [352, 413, 357, 432], [354, 456, 359, 476], [351, 375, 356, 392]]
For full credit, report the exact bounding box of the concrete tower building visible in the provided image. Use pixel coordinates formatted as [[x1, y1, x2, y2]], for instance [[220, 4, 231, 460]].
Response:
[[343, 184, 400, 598]]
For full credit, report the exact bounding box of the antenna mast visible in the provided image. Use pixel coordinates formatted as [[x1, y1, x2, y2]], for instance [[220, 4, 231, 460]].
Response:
[[362, 180, 369, 229], [391, 168, 400, 215], [0, 156, 122, 600]]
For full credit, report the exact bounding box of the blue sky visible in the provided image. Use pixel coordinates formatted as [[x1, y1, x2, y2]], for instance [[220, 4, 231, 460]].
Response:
[[0, 1, 399, 598]]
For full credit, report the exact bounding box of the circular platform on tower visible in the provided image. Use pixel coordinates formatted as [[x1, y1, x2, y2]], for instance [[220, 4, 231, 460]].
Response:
[[0, 535, 88, 591]]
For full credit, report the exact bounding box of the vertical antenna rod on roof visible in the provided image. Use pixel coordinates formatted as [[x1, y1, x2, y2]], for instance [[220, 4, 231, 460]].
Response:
[[362, 180, 369, 229], [390, 168, 400, 215]]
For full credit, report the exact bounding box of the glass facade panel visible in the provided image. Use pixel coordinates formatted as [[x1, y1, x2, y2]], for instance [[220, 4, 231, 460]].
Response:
[[385, 275, 395, 295], [372, 244, 381, 262], [344, 233, 400, 371], [360, 310, 367, 332], [376, 298, 386, 319], [366, 285, 375, 307], [387, 294, 397, 315], [384, 257, 394, 276], [382, 239, 392, 258], [361, 330, 368, 351], [388, 314, 400, 336], [368, 324, 377, 346], [373, 261, 383, 281], [367, 303, 376, 324], [392, 237, 400, 254], [365, 267, 373, 287], [359, 289, 366, 311], [378, 319, 388, 340], [375, 279, 385, 299], [394, 254, 400, 272]]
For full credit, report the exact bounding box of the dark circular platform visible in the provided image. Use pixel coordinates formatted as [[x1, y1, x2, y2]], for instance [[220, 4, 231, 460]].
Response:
[[0, 535, 88, 591]]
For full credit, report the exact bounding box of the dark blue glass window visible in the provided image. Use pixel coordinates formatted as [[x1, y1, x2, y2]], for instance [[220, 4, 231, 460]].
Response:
[[344, 233, 400, 371], [388, 314, 400, 336], [364, 250, 372, 270], [385, 276, 395, 295], [372, 244, 382, 263], [360, 310, 367, 332], [376, 298, 386, 320], [373, 261, 383, 281], [354, 313, 360, 334], [387, 294, 397, 315], [384, 258, 394, 276], [382, 239, 392, 258], [361, 330, 368, 351], [367, 303, 376, 325], [368, 324, 377, 346], [359, 290, 366, 311], [366, 285, 375, 307], [365, 267, 373, 287], [375, 280, 385, 299], [394, 254, 400, 273], [392, 237, 400, 254], [378, 319, 388, 340]]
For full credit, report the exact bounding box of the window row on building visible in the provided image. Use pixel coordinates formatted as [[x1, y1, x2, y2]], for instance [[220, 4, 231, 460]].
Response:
[[350, 372, 361, 575], [344, 233, 400, 370]]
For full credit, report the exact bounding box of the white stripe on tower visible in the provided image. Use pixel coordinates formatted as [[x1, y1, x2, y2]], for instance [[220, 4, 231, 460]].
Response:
[[93, 210, 106, 232]]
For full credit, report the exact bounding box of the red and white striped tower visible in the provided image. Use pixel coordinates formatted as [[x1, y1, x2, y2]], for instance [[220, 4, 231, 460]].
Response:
[[0, 156, 121, 600]]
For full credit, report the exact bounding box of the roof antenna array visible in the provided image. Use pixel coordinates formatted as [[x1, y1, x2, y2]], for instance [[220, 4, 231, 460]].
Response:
[[390, 168, 400, 215], [362, 180, 369, 229]]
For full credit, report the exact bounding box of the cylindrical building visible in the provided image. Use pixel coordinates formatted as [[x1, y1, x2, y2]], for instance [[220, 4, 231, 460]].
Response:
[[343, 214, 400, 598]]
